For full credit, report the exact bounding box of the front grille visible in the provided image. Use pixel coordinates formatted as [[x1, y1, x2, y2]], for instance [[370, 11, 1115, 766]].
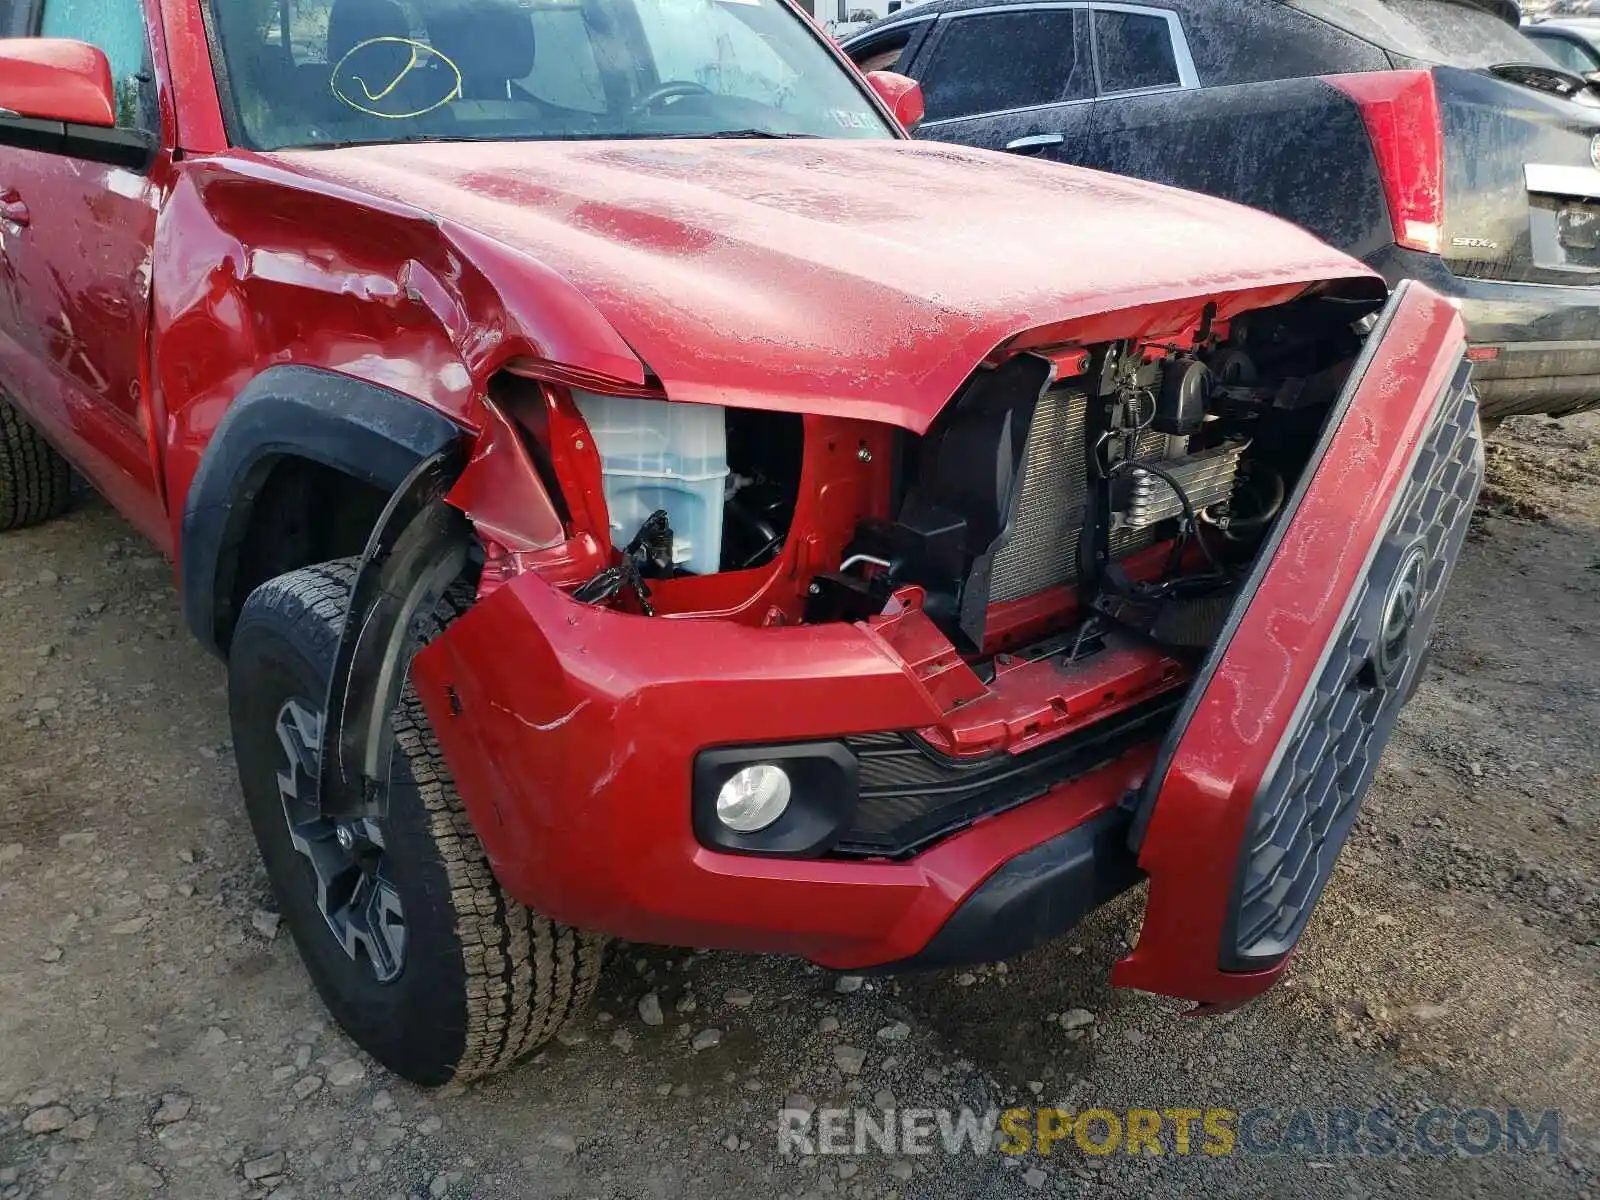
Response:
[[1225, 372, 1483, 968], [834, 691, 1182, 859], [987, 387, 1166, 605]]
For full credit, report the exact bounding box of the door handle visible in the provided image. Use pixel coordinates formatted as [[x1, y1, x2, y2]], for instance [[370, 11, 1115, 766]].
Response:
[[1004, 132, 1065, 155]]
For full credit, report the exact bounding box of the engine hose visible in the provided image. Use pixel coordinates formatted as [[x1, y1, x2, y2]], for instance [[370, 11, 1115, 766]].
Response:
[[1203, 470, 1285, 539]]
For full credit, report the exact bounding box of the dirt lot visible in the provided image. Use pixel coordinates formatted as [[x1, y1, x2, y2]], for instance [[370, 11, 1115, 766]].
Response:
[[0, 414, 1596, 1200]]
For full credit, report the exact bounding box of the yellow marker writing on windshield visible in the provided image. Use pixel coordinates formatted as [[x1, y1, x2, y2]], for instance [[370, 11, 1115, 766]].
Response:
[[330, 37, 463, 120]]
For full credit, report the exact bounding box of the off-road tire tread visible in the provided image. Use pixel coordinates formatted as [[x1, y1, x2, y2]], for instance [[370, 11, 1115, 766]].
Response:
[[240, 560, 605, 1082], [0, 400, 72, 532]]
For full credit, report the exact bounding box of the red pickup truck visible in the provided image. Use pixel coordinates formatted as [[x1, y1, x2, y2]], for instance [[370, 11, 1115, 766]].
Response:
[[0, 0, 1481, 1087]]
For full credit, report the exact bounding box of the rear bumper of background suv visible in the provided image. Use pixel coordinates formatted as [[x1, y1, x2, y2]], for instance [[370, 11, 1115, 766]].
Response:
[[409, 282, 1479, 1006], [1371, 244, 1600, 421]]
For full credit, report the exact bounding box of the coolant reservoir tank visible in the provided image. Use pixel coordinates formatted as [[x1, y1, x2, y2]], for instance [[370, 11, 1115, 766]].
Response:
[[571, 391, 729, 576]]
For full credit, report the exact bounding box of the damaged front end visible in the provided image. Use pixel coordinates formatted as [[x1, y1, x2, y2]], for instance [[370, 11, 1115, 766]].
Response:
[[454, 277, 1395, 767], [399, 276, 1480, 996]]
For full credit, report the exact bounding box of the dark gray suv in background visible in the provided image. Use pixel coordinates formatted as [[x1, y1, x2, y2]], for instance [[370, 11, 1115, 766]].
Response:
[[847, 0, 1600, 422]]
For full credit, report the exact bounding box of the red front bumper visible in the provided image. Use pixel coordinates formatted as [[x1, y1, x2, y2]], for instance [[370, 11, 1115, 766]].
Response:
[[410, 281, 1477, 998], [409, 573, 1158, 968]]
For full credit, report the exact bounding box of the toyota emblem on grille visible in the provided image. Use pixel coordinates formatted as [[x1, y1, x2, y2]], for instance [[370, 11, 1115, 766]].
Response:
[[1375, 544, 1428, 686]]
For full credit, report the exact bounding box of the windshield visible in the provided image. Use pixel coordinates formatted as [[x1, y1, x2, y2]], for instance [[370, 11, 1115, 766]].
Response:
[[208, 0, 894, 149]]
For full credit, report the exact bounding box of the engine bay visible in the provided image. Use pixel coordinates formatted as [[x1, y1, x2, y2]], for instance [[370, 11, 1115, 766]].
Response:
[[550, 288, 1378, 680]]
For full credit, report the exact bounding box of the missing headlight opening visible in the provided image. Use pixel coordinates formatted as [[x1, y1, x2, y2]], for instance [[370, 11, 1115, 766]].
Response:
[[490, 284, 1378, 705], [564, 398, 804, 609]]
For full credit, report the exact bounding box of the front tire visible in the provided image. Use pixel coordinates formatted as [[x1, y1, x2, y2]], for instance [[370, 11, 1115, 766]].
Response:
[[228, 560, 605, 1085], [0, 398, 72, 531]]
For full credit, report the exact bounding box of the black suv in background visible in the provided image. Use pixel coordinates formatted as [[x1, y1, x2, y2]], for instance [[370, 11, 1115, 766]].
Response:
[[847, 0, 1600, 422]]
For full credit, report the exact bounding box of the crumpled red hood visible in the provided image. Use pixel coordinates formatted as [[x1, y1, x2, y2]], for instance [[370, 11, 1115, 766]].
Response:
[[277, 138, 1371, 431]]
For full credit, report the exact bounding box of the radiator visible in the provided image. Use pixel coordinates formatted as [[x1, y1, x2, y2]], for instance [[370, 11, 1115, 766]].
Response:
[[987, 387, 1171, 605]]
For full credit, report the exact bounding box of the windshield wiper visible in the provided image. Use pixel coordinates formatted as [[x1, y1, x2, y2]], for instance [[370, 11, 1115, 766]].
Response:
[[293, 129, 824, 152], [1487, 61, 1595, 100], [660, 129, 821, 140]]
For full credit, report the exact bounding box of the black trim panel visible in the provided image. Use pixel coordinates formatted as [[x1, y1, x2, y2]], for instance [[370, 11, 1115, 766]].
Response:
[[319, 447, 471, 821], [863, 805, 1142, 972], [0, 116, 154, 169], [841, 687, 1182, 859], [179, 367, 463, 657]]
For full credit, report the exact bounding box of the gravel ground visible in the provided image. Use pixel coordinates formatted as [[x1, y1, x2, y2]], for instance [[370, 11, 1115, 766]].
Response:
[[0, 414, 1595, 1200]]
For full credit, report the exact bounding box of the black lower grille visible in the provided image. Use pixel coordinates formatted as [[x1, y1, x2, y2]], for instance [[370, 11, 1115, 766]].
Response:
[[1224, 369, 1484, 968], [834, 691, 1182, 860]]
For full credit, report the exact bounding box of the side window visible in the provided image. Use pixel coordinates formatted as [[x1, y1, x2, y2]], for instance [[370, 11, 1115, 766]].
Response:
[[851, 28, 916, 75], [858, 45, 904, 73], [1094, 9, 1181, 94], [37, 0, 154, 129], [918, 10, 1088, 122], [1180, 2, 1386, 85]]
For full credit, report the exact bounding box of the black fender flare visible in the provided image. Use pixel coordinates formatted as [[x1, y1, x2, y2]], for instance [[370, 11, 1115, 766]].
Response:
[[179, 366, 464, 656], [318, 447, 472, 821]]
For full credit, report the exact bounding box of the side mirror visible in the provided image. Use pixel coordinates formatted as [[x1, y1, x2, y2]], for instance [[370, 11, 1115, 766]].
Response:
[[0, 38, 116, 128], [864, 70, 925, 131]]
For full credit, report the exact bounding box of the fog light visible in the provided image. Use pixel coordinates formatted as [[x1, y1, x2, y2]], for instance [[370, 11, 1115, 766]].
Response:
[[715, 765, 791, 833]]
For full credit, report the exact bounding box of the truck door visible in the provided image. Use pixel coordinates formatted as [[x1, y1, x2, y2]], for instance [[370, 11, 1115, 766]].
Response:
[[0, 0, 167, 545]]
